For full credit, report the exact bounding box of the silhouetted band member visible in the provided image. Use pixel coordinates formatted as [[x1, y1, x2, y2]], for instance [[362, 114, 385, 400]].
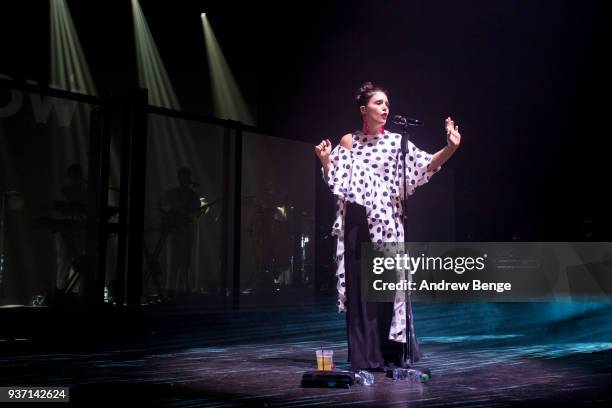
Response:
[[159, 167, 200, 296]]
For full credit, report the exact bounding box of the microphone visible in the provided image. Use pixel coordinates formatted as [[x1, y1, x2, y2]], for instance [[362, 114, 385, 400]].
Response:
[[392, 115, 424, 127]]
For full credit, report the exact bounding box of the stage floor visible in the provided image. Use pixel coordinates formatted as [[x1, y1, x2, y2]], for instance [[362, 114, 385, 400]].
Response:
[[1, 300, 611, 406]]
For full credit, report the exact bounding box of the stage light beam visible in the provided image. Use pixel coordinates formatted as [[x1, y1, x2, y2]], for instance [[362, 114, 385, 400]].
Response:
[[131, 0, 181, 109], [50, 0, 97, 95], [200, 14, 255, 126]]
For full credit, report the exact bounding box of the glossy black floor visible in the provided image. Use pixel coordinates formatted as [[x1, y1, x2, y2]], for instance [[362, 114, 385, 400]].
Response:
[[1, 294, 611, 407]]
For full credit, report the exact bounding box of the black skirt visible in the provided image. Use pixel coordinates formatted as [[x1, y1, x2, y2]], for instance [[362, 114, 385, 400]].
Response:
[[344, 201, 421, 370]]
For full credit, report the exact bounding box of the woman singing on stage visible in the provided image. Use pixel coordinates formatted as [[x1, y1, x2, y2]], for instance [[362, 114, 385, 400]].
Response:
[[314, 82, 461, 371]]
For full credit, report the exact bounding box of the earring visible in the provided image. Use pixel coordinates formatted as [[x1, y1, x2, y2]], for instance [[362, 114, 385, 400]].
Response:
[[381, 125, 384, 134], [363, 113, 369, 134]]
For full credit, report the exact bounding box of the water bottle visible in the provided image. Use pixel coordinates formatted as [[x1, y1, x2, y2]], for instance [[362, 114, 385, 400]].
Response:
[[390, 368, 430, 383]]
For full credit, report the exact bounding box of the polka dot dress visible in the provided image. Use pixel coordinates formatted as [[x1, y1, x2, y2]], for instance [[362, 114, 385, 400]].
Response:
[[323, 130, 440, 343]]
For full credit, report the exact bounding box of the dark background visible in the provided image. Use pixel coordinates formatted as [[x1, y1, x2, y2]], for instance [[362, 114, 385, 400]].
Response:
[[2, 0, 611, 242]]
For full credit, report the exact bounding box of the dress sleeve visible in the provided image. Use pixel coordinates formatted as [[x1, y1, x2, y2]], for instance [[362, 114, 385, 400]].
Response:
[[321, 145, 352, 198], [403, 140, 441, 196]]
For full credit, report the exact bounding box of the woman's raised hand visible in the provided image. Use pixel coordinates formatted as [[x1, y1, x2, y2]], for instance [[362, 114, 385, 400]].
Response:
[[445, 117, 461, 150], [314, 139, 332, 163]]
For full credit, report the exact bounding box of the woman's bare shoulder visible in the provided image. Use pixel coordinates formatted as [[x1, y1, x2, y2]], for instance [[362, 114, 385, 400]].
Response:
[[339, 133, 353, 150]]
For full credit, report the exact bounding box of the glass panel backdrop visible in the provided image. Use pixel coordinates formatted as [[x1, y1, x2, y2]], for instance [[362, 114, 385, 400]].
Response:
[[0, 86, 104, 306], [144, 114, 225, 300], [241, 132, 315, 298]]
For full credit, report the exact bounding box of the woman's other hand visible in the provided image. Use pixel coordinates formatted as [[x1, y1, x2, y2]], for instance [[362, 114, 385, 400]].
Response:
[[314, 139, 332, 164]]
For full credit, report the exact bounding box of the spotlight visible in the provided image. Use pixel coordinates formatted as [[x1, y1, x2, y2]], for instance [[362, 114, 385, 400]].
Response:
[[50, 0, 97, 95], [131, 0, 181, 109], [201, 13, 206, 17], [200, 14, 255, 125]]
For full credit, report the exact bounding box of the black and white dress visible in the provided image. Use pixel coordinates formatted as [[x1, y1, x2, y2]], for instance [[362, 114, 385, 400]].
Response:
[[323, 130, 441, 369]]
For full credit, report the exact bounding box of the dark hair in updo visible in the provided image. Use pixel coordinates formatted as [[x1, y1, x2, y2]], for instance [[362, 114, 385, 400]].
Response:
[[356, 81, 387, 107]]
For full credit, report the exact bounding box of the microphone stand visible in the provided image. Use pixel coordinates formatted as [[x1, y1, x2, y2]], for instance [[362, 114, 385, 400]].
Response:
[[398, 122, 413, 367]]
